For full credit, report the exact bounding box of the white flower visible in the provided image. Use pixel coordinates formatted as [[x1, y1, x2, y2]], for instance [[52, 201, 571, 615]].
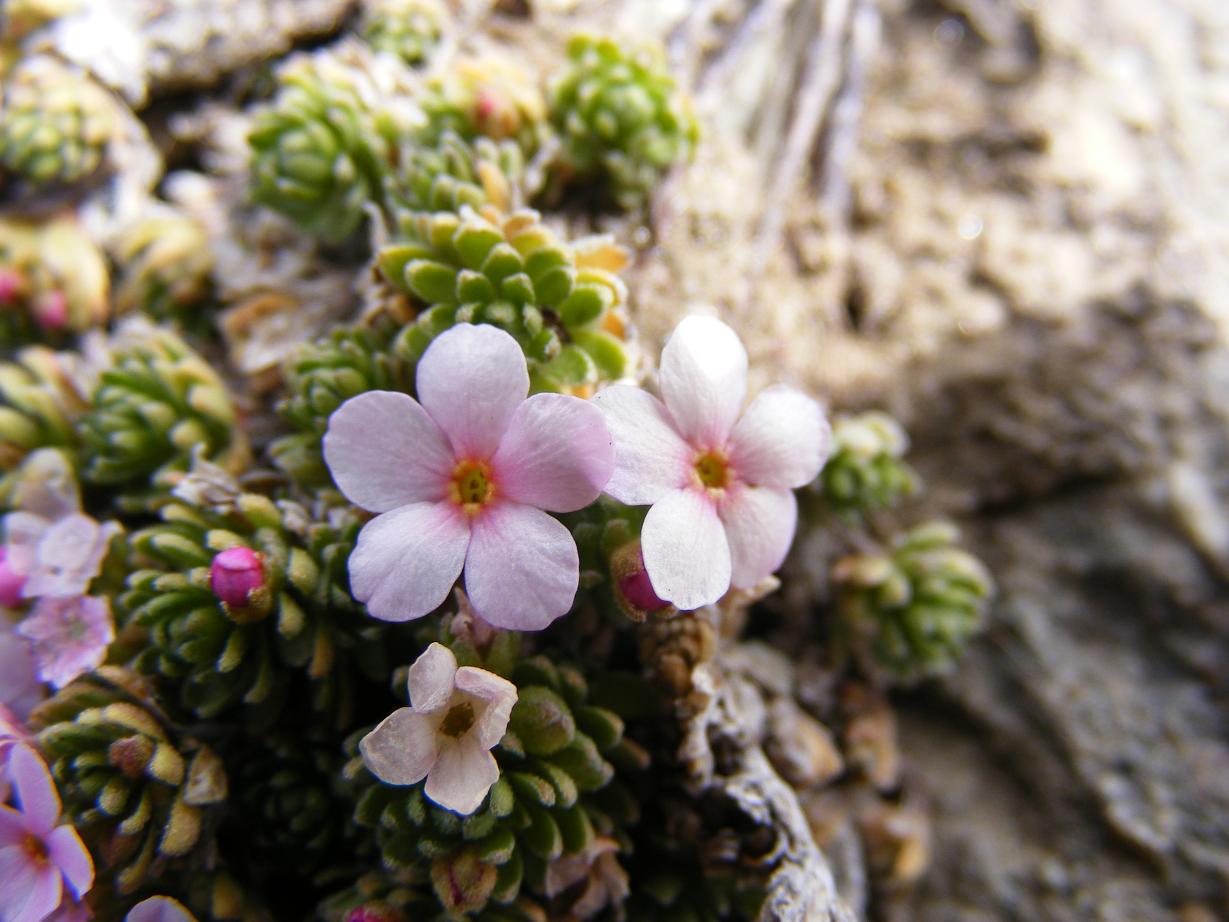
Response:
[[2, 450, 119, 600], [360, 643, 517, 815], [592, 316, 830, 610], [324, 323, 614, 631]]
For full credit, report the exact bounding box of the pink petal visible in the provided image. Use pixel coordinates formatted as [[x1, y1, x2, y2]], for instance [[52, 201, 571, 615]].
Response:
[[641, 489, 731, 611], [424, 738, 499, 815], [464, 503, 579, 631], [125, 897, 197, 922], [0, 634, 43, 720], [657, 316, 747, 448], [719, 486, 798, 590], [359, 708, 439, 786], [45, 826, 92, 900], [454, 667, 517, 749], [416, 324, 528, 459], [728, 386, 829, 489], [0, 806, 27, 847], [590, 386, 691, 505], [0, 846, 62, 922], [348, 503, 470, 623], [407, 643, 458, 715], [492, 394, 614, 513], [323, 391, 453, 513], [9, 745, 59, 836], [23, 515, 107, 598]]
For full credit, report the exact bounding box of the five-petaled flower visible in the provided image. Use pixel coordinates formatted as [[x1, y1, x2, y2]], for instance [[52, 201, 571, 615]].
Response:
[[16, 596, 114, 689], [324, 323, 614, 630], [360, 642, 517, 815], [1, 450, 119, 602], [0, 745, 94, 922], [593, 316, 830, 610]]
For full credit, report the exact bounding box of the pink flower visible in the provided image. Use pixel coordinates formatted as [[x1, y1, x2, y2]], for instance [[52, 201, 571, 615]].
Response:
[[0, 706, 33, 803], [360, 642, 517, 815], [0, 633, 43, 720], [324, 324, 614, 631], [3, 452, 119, 602], [592, 316, 830, 610], [125, 897, 197, 922], [16, 597, 113, 690], [0, 745, 94, 922], [543, 836, 629, 919]]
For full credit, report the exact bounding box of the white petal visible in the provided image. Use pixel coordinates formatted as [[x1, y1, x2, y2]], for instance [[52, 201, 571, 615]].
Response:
[[728, 386, 830, 489], [720, 486, 798, 589], [359, 708, 439, 786], [465, 503, 579, 631], [416, 324, 529, 459], [641, 488, 731, 610], [125, 897, 198, 922], [424, 737, 500, 815], [658, 316, 747, 448], [323, 391, 453, 513], [407, 642, 458, 714], [455, 667, 517, 749], [492, 393, 614, 513], [590, 386, 691, 506], [349, 503, 470, 622]]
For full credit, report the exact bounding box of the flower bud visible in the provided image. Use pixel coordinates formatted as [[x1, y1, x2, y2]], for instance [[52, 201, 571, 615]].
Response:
[[209, 546, 269, 618], [0, 547, 26, 608], [610, 541, 671, 621], [345, 906, 405, 922], [33, 291, 68, 331], [0, 268, 25, 306]]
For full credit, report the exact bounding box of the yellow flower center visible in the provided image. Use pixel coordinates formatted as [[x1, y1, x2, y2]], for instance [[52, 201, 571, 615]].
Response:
[[450, 460, 494, 514], [23, 833, 48, 865], [694, 450, 731, 491], [440, 701, 476, 739]]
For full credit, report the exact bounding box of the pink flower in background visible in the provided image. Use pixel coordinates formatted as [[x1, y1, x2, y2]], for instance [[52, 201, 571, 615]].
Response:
[[125, 897, 197, 922], [360, 642, 516, 815], [2, 451, 119, 601], [0, 745, 94, 922], [593, 316, 830, 610], [544, 836, 629, 919], [16, 597, 113, 689], [0, 633, 43, 720], [0, 550, 25, 609], [324, 324, 614, 631]]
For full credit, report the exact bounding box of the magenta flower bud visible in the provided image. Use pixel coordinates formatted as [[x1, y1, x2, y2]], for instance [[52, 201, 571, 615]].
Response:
[[210, 547, 266, 610], [34, 291, 68, 331], [618, 566, 669, 614], [345, 906, 405, 922], [0, 547, 26, 608], [0, 268, 24, 306]]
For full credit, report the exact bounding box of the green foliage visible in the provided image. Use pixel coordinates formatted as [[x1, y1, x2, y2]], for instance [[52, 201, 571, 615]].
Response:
[[418, 57, 549, 154], [361, 0, 446, 66], [387, 131, 525, 216], [548, 34, 699, 209], [120, 489, 383, 722], [248, 52, 405, 242], [114, 209, 215, 325], [378, 207, 633, 393], [347, 655, 645, 915], [834, 520, 993, 678], [0, 56, 117, 186], [0, 346, 86, 474], [30, 668, 228, 895], [79, 326, 246, 490], [270, 320, 409, 486], [819, 412, 917, 517]]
